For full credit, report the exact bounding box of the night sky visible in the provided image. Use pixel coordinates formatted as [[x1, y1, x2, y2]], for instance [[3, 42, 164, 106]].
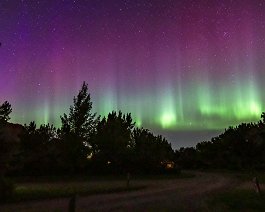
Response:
[[1, 0, 265, 148]]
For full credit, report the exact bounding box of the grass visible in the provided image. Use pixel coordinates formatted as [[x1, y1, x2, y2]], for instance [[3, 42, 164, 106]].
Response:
[[132, 171, 195, 180], [11, 183, 145, 203], [234, 172, 265, 184], [205, 189, 265, 211], [4, 172, 191, 203], [204, 170, 265, 212], [200, 169, 265, 183], [12, 171, 193, 183]]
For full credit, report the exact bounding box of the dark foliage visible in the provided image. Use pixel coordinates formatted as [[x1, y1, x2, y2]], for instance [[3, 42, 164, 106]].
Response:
[[60, 81, 99, 143], [133, 128, 174, 173], [57, 82, 99, 173], [0, 101, 12, 127], [4, 82, 174, 177], [91, 111, 135, 174], [0, 101, 18, 200], [4, 81, 265, 177], [177, 115, 265, 170], [0, 102, 21, 175], [15, 122, 59, 175]]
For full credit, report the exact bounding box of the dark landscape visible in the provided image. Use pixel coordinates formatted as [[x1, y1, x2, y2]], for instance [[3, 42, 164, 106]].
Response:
[[1, 0, 265, 211], [1, 83, 265, 211]]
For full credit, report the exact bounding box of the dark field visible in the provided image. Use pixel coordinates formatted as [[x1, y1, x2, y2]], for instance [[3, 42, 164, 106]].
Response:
[[1, 171, 264, 211]]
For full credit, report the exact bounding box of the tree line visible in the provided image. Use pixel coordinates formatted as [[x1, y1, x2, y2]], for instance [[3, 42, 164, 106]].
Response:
[[0, 82, 175, 177], [175, 114, 265, 170], [2, 81, 265, 200], [2, 81, 265, 178]]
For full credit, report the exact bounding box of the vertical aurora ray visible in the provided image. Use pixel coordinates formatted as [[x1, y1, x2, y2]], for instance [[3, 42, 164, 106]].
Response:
[[96, 90, 118, 118], [159, 86, 177, 129], [1, 0, 265, 146]]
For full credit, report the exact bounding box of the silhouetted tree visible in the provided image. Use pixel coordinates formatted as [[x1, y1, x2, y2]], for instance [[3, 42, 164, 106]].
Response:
[[0, 101, 12, 127], [60, 81, 99, 144], [91, 111, 135, 173], [0, 102, 22, 200], [0, 101, 15, 176], [132, 128, 174, 173], [59, 82, 99, 173], [177, 147, 199, 169], [17, 122, 59, 175], [175, 114, 265, 170]]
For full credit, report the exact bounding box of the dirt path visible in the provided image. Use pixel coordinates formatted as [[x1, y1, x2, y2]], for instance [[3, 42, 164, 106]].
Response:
[[0, 172, 237, 211]]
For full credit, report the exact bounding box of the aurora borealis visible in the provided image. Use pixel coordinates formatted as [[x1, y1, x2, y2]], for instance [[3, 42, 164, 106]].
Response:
[[1, 0, 265, 147]]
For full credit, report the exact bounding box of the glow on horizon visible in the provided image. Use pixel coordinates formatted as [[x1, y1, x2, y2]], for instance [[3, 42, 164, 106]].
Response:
[[10, 81, 263, 130]]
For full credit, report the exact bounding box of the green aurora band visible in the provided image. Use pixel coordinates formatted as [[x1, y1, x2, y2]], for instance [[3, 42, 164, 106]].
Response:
[[2, 0, 265, 144]]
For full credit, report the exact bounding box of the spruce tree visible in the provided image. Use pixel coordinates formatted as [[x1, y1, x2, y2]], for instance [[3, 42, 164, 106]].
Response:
[[61, 81, 99, 142]]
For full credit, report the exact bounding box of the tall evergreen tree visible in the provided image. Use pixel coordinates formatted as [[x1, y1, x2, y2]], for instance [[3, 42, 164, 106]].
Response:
[[59, 82, 99, 172], [60, 81, 99, 143]]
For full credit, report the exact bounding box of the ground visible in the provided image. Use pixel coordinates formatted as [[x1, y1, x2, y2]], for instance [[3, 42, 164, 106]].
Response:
[[0, 171, 258, 211]]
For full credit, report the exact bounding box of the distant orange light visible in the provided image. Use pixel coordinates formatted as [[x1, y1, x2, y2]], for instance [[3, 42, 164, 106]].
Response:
[[161, 161, 175, 169], [166, 163, 173, 169]]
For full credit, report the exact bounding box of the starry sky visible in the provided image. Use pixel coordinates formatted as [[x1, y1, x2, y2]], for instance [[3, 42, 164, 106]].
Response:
[[1, 0, 265, 148]]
